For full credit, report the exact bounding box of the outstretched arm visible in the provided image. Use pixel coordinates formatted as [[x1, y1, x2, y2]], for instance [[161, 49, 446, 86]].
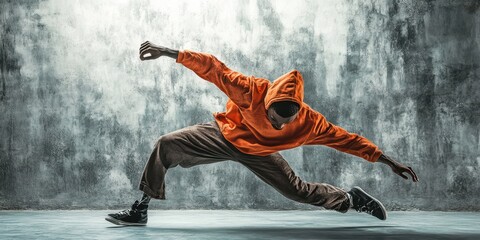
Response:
[[305, 113, 383, 162], [139, 41, 257, 109], [306, 111, 419, 183]]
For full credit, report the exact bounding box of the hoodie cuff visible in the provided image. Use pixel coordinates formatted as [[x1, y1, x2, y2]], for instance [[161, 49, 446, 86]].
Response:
[[369, 149, 384, 163], [176, 50, 185, 63]]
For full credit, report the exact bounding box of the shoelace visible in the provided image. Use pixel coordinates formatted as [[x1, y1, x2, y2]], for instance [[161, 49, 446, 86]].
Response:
[[117, 209, 135, 217], [116, 202, 140, 217]]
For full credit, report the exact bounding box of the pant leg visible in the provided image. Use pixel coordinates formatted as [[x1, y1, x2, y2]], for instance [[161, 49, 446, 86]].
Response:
[[237, 152, 350, 212], [139, 121, 238, 199]]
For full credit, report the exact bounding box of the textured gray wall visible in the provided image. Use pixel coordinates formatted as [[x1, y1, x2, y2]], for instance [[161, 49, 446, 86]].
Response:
[[1, 0, 479, 210]]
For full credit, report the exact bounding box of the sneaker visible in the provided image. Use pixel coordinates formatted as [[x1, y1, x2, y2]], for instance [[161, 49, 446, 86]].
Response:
[[105, 200, 148, 226], [348, 186, 387, 220]]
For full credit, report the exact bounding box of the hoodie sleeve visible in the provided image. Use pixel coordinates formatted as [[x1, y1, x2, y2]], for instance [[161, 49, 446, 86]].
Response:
[[305, 112, 383, 162], [176, 50, 254, 109]]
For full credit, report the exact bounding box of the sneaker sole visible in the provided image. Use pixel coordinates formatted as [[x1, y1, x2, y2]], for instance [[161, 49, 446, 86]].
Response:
[[352, 186, 388, 220], [105, 216, 147, 226]]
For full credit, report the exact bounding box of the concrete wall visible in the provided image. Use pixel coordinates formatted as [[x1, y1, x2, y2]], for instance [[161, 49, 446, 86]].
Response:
[[1, 0, 479, 210]]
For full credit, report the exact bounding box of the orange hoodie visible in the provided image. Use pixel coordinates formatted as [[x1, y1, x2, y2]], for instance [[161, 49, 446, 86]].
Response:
[[176, 50, 383, 162]]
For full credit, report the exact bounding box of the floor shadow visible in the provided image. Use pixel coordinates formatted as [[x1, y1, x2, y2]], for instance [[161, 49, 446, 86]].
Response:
[[106, 225, 146, 229], [109, 226, 480, 240]]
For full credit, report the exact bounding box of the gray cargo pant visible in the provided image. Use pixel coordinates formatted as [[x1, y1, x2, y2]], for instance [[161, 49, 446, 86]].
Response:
[[139, 121, 350, 212]]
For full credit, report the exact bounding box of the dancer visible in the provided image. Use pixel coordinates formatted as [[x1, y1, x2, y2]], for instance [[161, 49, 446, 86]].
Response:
[[105, 41, 418, 226]]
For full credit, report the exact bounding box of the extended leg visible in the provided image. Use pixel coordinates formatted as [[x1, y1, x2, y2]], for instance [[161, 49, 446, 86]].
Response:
[[237, 152, 350, 212]]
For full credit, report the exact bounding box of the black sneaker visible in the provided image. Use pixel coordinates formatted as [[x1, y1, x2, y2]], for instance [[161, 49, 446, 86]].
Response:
[[105, 200, 148, 226], [348, 186, 387, 220]]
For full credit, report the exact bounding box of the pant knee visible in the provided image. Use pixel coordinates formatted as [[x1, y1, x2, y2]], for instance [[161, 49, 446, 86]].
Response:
[[155, 134, 179, 152], [153, 135, 178, 168], [156, 135, 173, 146]]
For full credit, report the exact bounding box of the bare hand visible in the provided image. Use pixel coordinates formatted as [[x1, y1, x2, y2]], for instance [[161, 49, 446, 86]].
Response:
[[378, 154, 419, 182], [139, 41, 165, 61], [391, 162, 419, 182]]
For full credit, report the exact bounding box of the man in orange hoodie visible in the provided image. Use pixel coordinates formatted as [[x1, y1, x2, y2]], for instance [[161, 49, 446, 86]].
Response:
[[105, 41, 418, 226]]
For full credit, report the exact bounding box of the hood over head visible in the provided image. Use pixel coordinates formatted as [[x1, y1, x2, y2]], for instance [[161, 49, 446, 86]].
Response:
[[264, 70, 304, 110]]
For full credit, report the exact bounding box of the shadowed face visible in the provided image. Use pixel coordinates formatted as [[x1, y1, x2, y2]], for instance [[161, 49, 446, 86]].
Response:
[[266, 107, 299, 130]]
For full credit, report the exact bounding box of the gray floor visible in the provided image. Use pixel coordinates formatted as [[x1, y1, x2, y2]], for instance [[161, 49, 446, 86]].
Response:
[[1, 210, 479, 240]]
